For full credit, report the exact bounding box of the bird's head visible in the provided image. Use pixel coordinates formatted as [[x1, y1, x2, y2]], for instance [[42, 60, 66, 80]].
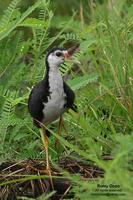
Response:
[[46, 45, 79, 69]]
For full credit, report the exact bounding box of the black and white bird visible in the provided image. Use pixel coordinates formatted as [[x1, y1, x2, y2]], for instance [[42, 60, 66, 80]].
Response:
[[28, 45, 78, 172]]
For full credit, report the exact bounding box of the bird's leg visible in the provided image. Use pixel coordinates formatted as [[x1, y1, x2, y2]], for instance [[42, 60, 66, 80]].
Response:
[[55, 116, 68, 148], [55, 116, 64, 151], [40, 127, 54, 190], [40, 128, 49, 170]]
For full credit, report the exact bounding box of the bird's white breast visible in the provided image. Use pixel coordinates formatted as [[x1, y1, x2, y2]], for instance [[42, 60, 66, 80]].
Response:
[[43, 68, 66, 124]]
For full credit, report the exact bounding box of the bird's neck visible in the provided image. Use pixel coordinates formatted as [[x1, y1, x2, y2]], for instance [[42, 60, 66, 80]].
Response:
[[45, 60, 61, 75], [44, 60, 62, 82], [44, 60, 63, 92]]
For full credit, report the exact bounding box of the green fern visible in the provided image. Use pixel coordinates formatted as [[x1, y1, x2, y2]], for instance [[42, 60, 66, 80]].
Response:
[[60, 62, 73, 76], [33, 10, 53, 54], [0, 1, 42, 41], [0, 31, 23, 80], [0, 98, 14, 145], [68, 74, 98, 91], [0, 0, 20, 28]]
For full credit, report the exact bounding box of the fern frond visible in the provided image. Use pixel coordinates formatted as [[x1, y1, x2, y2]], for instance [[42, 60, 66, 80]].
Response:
[[0, 89, 19, 118], [0, 1, 41, 41], [68, 74, 99, 91], [0, 0, 20, 28], [32, 5, 53, 56], [0, 87, 18, 99], [60, 62, 72, 76], [1, 99, 14, 118], [0, 31, 23, 80], [0, 97, 15, 144]]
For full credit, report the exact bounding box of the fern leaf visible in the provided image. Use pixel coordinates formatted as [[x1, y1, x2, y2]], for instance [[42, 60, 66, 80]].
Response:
[[32, 6, 53, 55], [68, 74, 98, 91], [0, 0, 20, 28], [0, 1, 41, 41], [60, 63, 72, 76], [19, 18, 48, 28]]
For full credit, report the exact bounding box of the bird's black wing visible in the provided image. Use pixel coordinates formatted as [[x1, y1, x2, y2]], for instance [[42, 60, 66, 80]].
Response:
[[28, 79, 50, 126], [63, 82, 78, 112]]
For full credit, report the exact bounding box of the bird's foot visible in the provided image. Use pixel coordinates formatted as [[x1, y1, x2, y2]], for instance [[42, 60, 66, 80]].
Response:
[[45, 166, 54, 190], [28, 164, 53, 174], [29, 165, 54, 190]]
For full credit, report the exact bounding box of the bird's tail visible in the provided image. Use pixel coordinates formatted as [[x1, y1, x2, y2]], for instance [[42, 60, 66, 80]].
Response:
[[71, 104, 78, 112]]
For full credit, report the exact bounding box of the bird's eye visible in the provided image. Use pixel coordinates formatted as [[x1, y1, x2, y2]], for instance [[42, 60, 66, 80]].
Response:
[[56, 52, 62, 57]]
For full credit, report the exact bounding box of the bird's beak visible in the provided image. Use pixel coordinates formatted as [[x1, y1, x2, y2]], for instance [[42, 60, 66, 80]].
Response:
[[63, 44, 80, 60], [63, 51, 71, 59]]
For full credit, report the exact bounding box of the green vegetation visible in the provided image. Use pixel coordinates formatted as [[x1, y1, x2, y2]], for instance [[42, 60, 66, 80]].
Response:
[[0, 0, 133, 199]]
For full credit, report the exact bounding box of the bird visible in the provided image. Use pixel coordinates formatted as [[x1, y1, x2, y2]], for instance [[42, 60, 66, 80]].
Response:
[[28, 45, 78, 174]]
